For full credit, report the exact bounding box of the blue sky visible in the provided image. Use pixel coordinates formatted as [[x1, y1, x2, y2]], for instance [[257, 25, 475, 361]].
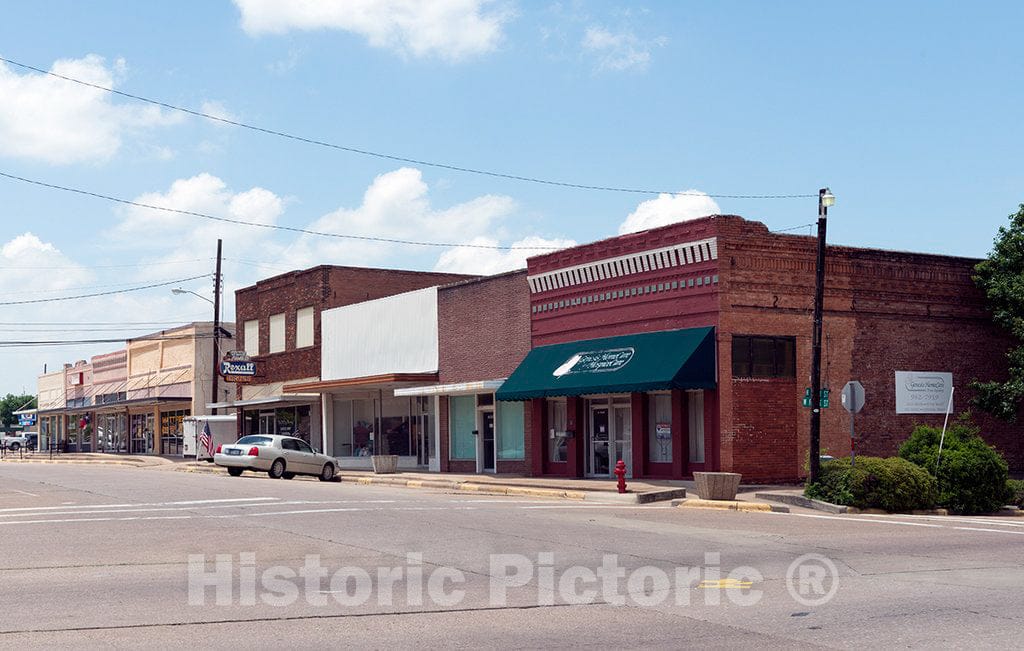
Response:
[[0, 0, 1022, 394]]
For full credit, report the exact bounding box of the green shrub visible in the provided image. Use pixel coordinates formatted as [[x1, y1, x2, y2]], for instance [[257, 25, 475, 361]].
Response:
[[805, 456, 937, 512], [898, 414, 1011, 514], [1007, 479, 1024, 508]]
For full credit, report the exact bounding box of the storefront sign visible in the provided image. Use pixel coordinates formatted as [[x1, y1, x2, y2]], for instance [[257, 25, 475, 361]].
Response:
[[224, 350, 252, 362], [895, 371, 953, 414], [655, 423, 672, 440], [18, 413, 36, 427], [220, 360, 257, 376], [553, 347, 635, 377]]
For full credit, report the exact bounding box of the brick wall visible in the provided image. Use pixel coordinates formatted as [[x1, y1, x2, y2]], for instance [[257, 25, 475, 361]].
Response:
[[235, 266, 475, 390], [438, 271, 532, 383], [729, 378, 800, 481], [527, 219, 720, 346], [716, 215, 1023, 478]]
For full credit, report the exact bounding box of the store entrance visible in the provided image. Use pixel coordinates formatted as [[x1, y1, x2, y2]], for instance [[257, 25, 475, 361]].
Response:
[[479, 409, 496, 472], [587, 399, 631, 477]]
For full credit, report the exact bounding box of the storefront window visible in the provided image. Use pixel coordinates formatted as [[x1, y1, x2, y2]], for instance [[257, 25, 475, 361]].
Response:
[[497, 401, 525, 460], [96, 414, 127, 452], [378, 397, 410, 456], [688, 391, 705, 463], [130, 413, 154, 454], [648, 393, 673, 463], [160, 409, 190, 455], [450, 395, 476, 460], [547, 399, 568, 463], [352, 399, 375, 456]]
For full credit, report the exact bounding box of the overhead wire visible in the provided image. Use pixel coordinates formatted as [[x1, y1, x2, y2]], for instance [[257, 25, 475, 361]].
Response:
[[0, 56, 816, 200], [0, 274, 210, 306], [0, 171, 567, 251]]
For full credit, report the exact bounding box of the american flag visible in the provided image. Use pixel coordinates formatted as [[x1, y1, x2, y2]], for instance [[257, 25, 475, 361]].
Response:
[[199, 421, 215, 458]]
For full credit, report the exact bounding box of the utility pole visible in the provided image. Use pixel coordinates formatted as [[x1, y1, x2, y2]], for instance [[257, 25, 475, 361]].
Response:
[[212, 239, 222, 416], [809, 188, 834, 485]]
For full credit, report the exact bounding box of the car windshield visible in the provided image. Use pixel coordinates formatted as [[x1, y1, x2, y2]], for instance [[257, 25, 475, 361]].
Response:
[[236, 436, 273, 446]]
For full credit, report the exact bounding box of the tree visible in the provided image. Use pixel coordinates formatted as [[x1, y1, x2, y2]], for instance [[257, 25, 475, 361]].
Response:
[[972, 203, 1024, 421], [0, 393, 37, 428]]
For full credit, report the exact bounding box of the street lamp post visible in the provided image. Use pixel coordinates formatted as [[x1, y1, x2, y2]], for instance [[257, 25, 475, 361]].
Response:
[[809, 188, 835, 485], [171, 239, 223, 417]]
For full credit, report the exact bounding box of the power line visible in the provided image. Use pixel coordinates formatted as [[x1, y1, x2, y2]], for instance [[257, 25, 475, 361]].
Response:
[[0, 171, 566, 251], [0, 56, 815, 200], [0, 319, 205, 326], [0, 274, 210, 306], [0, 257, 212, 270], [0, 332, 218, 348], [0, 275, 217, 297]]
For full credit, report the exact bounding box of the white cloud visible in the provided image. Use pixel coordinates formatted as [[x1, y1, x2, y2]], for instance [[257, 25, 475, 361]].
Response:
[[199, 100, 237, 123], [618, 190, 720, 235], [233, 0, 511, 62], [288, 167, 517, 266], [0, 55, 182, 164], [582, 26, 666, 73], [434, 235, 577, 274]]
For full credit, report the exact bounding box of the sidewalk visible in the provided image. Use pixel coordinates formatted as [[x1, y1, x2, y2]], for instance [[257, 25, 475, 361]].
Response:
[[175, 462, 796, 505]]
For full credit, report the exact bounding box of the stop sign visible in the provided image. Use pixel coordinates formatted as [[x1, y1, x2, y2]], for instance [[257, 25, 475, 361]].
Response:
[[841, 381, 865, 413]]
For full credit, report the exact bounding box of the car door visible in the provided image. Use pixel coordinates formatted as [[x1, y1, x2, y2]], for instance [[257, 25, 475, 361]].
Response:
[[279, 438, 305, 473], [294, 439, 320, 474]]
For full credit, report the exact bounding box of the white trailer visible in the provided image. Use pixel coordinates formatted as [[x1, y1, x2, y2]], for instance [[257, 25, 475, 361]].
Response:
[[183, 415, 239, 461]]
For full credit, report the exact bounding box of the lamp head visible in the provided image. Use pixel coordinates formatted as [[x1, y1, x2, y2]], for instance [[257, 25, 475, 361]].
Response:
[[820, 188, 835, 208], [171, 288, 186, 295]]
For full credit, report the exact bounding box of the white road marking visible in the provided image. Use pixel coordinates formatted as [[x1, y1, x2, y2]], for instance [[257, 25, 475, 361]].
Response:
[[781, 511, 1024, 537], [0, 496, 280, 514], [853, 513, 1024, 528], [10, 489, 39, 497]]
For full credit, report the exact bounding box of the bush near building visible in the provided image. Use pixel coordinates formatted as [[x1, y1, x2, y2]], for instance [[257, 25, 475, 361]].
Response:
[[1004, 479, 1024, 508], [805, 456, 937, 512], [898, 415, 1011, 515]]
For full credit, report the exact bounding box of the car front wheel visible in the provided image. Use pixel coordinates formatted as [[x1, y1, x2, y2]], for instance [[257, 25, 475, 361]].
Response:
[[268, 459, 286, 479], [8, 443, 20, 452], [319, 463, 335, 482]]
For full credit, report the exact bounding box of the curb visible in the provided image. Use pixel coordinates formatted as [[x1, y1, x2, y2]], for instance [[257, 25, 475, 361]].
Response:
[[754, 492, 848, 514], [0, 458, 149, 467], [675, 498, 785, 513], [342, 475, 589, 500], [173, 464, 683, 503]]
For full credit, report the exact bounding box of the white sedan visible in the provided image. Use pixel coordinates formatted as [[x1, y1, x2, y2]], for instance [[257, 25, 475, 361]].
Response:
[[214, 434, 337, 481]]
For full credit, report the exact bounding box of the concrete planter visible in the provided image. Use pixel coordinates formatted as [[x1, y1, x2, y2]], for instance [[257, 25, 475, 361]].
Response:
[[371, 454, 399, 474], [694, 472, 742, 500]]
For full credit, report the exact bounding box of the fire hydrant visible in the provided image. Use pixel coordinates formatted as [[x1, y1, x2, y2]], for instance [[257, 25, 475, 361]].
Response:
[[613, 459, 627, 494]]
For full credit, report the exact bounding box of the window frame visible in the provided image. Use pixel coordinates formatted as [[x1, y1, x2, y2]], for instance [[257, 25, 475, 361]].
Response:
[[731, 335, 797, 379], [269, 313, 286, 354], [296, 306, 314, 349]]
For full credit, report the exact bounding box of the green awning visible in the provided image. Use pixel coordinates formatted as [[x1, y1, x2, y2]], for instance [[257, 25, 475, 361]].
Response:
[[496, 327, 716, 401]]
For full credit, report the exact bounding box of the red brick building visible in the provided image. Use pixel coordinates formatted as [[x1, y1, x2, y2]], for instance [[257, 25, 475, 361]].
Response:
[[495, 214, 1020, 482], [230, 266, 474, 443], [398, 271, 534, 475]]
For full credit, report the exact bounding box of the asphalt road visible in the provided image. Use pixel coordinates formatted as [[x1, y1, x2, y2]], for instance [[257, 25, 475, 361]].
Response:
[[0, 463, 1021, 649]]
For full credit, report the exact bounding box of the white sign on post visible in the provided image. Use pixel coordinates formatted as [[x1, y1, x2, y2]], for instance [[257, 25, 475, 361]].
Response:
[[895, 371, 953, 414]]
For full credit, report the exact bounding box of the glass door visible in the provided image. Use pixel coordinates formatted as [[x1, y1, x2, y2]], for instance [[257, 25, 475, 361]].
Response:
[[480, 410, 496, 472], [589, 407, 610, 476]]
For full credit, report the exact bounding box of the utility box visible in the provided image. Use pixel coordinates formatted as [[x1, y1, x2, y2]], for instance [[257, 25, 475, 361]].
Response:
[[183, 415, 239, 461]]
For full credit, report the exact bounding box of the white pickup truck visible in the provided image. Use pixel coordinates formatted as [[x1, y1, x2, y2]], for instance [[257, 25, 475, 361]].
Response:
[[1, 432, 36, 451]]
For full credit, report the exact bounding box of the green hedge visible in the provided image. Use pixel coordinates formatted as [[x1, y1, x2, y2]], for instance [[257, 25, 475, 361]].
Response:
[[1007, 479, 1024, 509], [806, 456, 937, 512], [898, 415, 1010, 514]]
